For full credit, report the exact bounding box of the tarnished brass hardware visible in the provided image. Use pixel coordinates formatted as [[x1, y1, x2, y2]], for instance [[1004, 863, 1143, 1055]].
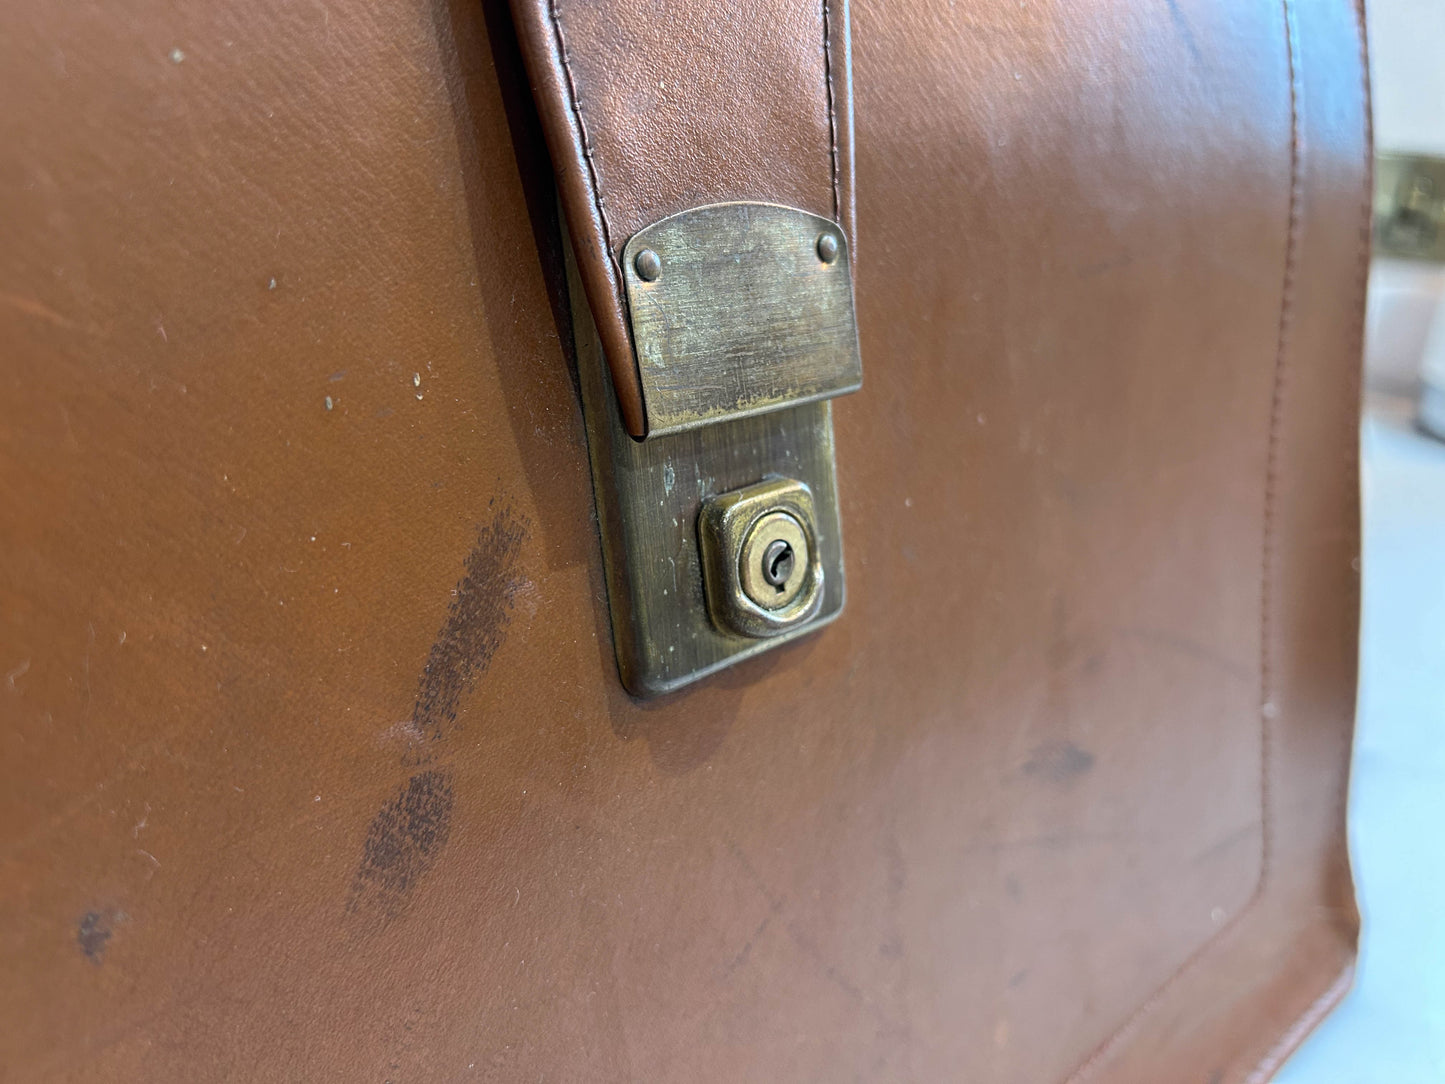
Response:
[[699, 479, 824, 638], [564, 225, 846, 696], [621, 202, 863, 438], [634, 248, 661, 282], [1375, 152, 1445, 262]]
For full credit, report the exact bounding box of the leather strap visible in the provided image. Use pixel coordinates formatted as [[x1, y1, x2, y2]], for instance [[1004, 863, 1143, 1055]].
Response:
[[509, 0, 855, 437]]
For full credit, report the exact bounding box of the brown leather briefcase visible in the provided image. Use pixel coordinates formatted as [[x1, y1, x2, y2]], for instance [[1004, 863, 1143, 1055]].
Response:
[[0, 0, 1369, 1079]]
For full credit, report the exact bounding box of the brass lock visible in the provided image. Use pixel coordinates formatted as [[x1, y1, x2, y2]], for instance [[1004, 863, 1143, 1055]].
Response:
[[739, 512, 809, 610], [698, 478, 824, 638]]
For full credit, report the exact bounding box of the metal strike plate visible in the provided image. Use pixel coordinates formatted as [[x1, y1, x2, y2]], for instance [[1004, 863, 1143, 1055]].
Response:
[[564, 218, 849, 697], [622, 202, 863, 438], [1376, 152, 1445, 263]]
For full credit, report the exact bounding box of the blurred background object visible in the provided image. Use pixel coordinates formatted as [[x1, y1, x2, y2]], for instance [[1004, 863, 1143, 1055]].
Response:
[[1371, 154, 1445, 441], [1277, 1, 1445, 1080], [1358, 0, 1445, 439]]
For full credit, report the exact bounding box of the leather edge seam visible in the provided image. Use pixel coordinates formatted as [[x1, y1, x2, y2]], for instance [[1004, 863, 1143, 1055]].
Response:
[[1257, 0, 1305, 901], [823, 0, 841, 224], [546, 0, 616, 261], [540, 0, 648, 435], [1241, 962, 1356, 1083], [1057, 0, 1305, 1076]]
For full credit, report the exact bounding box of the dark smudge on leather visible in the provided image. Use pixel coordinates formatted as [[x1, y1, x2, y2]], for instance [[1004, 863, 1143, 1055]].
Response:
[[347, 770, 457, 921], [76, 909, 118, 964], [407, 501, 529, 761], [348, 501, 528, 926], [1022, 740, 1096, 785]]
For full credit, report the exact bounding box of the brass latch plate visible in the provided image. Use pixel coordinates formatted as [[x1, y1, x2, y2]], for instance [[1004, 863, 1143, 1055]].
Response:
[[564, 209, 851, 696], [622, 202, 863, 438]]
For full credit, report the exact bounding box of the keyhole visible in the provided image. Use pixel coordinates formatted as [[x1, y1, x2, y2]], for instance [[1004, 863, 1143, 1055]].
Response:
[[761, 539, 794, 591]]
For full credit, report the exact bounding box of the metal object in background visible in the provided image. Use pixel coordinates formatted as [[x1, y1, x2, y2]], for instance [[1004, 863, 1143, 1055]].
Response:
[[1418, 383, 1445, 441], [620, 202, 863, 438], [1372, 153, 1445, 443], [1418, 308, 1445, 444], [1375, 152, 1445, 263]]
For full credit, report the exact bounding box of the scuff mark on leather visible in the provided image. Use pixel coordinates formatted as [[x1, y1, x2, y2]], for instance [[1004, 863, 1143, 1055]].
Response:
[[347, 769, 456, 921], [348, 500, 528, 928], [77, 909, 116, 963], [407, 502, 529, 762], [1022, 740, 1095, 784]]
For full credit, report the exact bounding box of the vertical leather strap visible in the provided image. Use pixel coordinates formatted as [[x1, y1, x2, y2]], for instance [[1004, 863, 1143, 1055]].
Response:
[[509, 0, 855, 437]]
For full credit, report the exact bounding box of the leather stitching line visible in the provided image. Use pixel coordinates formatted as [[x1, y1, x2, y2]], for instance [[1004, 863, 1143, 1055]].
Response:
[[1059, 0, 1304, 1078], [552, 1, 841, 246], [822, 0, 841, 223], [1244, 963, 1356, 1083], [1244, 2, 1374, 1074], [548, 0, 617, 262], [1258, 0, 1304, 900]]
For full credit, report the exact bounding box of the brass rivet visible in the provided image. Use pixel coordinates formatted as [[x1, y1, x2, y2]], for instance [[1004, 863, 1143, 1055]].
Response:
[[634, 248, 661, 281], [816, 232, 839, 264]]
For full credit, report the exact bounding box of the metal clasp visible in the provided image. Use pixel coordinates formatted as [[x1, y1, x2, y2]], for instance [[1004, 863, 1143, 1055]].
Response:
[[621, 202, 862, 437], [566, 202, 861, 695]]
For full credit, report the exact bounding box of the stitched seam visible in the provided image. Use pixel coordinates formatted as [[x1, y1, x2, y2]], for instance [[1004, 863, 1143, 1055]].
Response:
[[1258, 0, 1304, 898], [1058, 1, 1303, 1078], [548, 0, 617, 262], [822, 0, 841, 222], [1244, 963, 1355, 1083], [1244, 2, 1374, 1074]]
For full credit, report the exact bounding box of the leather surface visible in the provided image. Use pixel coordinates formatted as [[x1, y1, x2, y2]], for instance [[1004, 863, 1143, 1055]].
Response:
[[508, 0, 854, 436], [0, 0, 1366, 1080]]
